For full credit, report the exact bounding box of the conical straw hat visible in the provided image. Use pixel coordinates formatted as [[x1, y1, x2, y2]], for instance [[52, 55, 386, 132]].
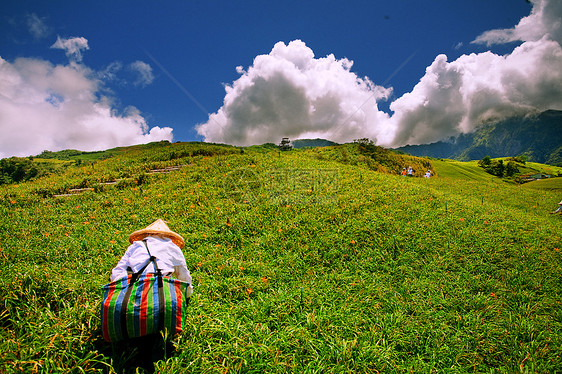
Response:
[[129, 219, 185, 248]]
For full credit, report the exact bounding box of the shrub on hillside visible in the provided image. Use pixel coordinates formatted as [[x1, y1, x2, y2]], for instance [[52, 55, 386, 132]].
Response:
[[479, 156, 523, 178], [353, 138, 433, 176], [0, 157, 39, 185], [480, 155, 492, 166]]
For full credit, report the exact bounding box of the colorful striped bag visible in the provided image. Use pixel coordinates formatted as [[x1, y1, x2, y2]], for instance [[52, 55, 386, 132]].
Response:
[[100, 241, 191, 342]]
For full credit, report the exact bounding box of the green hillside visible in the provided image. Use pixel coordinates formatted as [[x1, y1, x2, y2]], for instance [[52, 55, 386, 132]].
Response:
[[434, 157, 562, 185], [1, 142, 561, 373], [431, 159, 496, 182], [521, 177, 562, 192]]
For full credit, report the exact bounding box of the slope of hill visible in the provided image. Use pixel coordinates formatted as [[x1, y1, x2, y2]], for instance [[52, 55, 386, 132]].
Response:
[[0, 141, 239, 186], [520, 176, 562, 191], [306, 140, 435, 176], [431, 159, 496, 182], [1, 141, 561, 373], [397, 110, 562, 164]]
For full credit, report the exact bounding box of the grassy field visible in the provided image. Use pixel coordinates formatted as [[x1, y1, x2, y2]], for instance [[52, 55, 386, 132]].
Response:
[[1, 142, 561, 373], [430, 160, 495, 182], [521, 177, 562, 192]]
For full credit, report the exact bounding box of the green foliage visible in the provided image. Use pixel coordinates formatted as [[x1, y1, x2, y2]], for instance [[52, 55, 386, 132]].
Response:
[[36, 149, 106, 161], [491, 159, 505, 177], [478, 155, 562, 183], [546, 146, 562, 166], [509, 155, 527, 164], [0, 157, 37, 184], [1, 141, 562, 373], [0, 157, 66, 185], [477, 157, 509, 177], [505, 161, 518, 177], [346, 138, 434, 176], [478, 156, 506, 177]]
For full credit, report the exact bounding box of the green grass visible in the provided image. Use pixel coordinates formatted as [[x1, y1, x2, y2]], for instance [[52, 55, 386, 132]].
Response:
[[1, 143, 561, 373], [521, 177, 562, 191], [518, 162, 562, 177], [430, 159, 496, 182]]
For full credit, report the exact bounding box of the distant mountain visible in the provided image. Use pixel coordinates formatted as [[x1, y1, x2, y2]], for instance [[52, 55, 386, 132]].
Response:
[[291, 138, 339, 149], [396, 110, 562, 165]]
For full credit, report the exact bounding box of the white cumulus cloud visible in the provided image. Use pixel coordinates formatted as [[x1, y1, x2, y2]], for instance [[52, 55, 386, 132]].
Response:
[[0, 56, 173, 158], [50, 36, 90, 62], [196, 40, 392, 146], [390, 0, 562, 146], [198, 0, 562, 148], [472, 0, 562, 46]]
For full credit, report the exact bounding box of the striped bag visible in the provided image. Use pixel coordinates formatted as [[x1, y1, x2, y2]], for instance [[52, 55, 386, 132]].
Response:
[[100, 240, 191, 342]]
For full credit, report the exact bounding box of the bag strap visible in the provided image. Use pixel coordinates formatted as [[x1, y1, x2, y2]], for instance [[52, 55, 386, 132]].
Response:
[[119, 238, 165, 339], [142, 239, 166, 331], [141, 239, 162, 276]]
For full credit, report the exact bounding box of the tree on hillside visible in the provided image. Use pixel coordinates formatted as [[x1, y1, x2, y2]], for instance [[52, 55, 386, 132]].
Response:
[[491, 159, 505, 177], [479, 156, 507, 177], [505, 161, 519, 177], [0, 157, 39, 185], [353, 138, 376, 153], [480, 155, 492, 166]]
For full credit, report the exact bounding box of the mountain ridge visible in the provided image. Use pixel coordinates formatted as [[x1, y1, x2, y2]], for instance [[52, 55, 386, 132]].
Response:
[[396, 110, 562, 165]]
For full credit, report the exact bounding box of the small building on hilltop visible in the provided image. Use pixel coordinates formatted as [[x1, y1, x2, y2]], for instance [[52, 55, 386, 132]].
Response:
[[278, 138, 292, 151]]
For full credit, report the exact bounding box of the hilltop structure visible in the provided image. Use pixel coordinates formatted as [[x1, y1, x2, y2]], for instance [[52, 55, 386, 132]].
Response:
[[278, 138, 292, 151]]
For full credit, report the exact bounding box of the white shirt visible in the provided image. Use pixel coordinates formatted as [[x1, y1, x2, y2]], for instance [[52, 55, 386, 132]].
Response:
[[110, 236, 192, 287]]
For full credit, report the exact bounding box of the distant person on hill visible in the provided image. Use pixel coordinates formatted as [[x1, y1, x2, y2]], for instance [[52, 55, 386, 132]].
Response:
[[550, 200, 562, 214], [407, 166, 413, 177], [401, 168, 407, 176]]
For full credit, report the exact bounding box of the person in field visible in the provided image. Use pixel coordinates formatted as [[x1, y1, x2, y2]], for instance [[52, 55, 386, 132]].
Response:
[[109, 219, 192, 372], [550, 200, 562, 214], [111, 219, 192, 286]]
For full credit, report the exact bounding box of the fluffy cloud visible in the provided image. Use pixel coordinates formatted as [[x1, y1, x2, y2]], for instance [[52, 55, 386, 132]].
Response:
[[51, 36, 90, 62], [198, 0, 562, 148], [472, 0, 562, 46], [390, 0, 562, 146], [389, 38, 562, 146], [196, 40, 392, 146], [0, 56, 173, 158]]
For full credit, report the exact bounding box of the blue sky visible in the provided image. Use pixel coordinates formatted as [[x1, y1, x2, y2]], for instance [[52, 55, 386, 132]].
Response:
[[2, 0, 561, 157]]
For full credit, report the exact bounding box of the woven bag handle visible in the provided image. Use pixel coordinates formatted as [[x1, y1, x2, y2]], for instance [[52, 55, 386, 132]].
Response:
[[119, 239, 165, 339], [142, 239, 165, 331]]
